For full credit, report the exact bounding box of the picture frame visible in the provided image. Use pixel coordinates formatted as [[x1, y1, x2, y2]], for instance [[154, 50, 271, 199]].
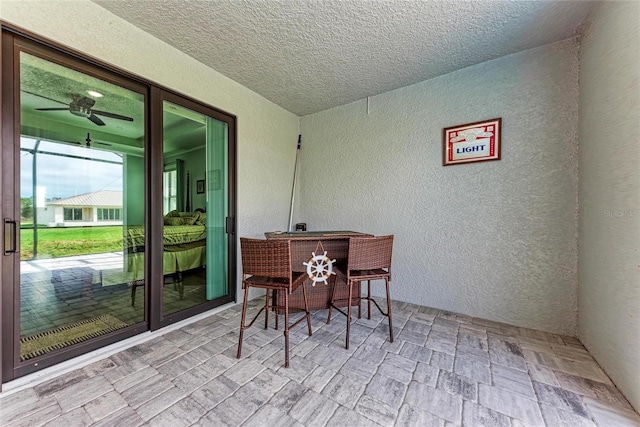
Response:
[[196, 179, 205, 194], [443, 118, 502, 166]]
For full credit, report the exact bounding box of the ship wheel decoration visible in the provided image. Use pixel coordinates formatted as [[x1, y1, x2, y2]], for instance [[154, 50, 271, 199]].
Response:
[[303, 241, 336, 286]]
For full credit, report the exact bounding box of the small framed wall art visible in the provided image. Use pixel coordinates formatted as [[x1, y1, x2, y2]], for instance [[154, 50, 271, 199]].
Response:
[[196, 179, 205, 194], [443, 118, 502, 166]]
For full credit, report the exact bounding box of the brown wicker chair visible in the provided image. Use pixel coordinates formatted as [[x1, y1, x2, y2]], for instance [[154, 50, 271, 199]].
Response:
[[327, 235, 394, 349], [237, 238, 312, 367]]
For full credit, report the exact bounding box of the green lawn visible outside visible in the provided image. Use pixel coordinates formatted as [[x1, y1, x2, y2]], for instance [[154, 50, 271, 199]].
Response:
[[20, 226, 124, 260]]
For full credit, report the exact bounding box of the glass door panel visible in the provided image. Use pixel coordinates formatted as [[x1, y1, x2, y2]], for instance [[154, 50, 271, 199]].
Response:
[[205, 117, 229, 301], [18, 51, 146, 362], [161, 101, 228, 316]]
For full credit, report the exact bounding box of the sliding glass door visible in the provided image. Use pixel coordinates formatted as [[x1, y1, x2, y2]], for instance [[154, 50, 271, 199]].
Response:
[[1, 38, 148, 379], [1, 29, 236, 383], [157, 94, 234, 325]]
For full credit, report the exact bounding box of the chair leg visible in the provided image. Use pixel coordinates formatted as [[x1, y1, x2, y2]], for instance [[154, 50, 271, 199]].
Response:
[[131, 284, 136, 307], [264, 289, 270, 329], [302, 281, 313, 336], [385, 278, 393, 343], [327, 274, 338, 324], [237, 285, 250, 359], [358, 281, 362, 319], [367, 280, 372, 320], [284, 291, 290, 368], [346, 279, 353, 350]]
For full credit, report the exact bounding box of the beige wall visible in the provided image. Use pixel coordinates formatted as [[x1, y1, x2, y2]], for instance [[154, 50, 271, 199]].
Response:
[[578, 1, 640, 413], [1, 0, 301, 300], [300, 39, 580, 335]]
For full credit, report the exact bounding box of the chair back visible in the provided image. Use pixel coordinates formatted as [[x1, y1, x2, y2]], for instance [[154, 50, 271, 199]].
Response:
[[240, 238, 292, 280], [347, 235, 394, 271]]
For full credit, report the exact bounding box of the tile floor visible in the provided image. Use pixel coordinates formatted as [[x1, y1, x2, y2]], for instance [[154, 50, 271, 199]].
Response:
[[20, 253, 208, 337], [1, 298, 639, 427]]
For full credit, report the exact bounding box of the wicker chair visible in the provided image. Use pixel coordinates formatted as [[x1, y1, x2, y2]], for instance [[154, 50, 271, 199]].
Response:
[[327, 235, 394, 349], [237, 238, 312, 367]]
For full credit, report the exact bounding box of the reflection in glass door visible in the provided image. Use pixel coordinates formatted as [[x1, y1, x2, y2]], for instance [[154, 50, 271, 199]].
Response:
[[3, 31, 236, 383], [17, 51, 146, 363], [161, 100, 229, 317]]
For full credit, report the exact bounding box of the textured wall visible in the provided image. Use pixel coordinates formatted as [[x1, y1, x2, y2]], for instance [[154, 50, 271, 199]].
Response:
[[578, 1, 640, 412], [1, 1, 300, 300], [299, 40, 580, 335]]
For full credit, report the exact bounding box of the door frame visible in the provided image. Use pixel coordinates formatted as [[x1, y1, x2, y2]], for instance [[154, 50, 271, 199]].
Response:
[[150, 88, 237, 331], [0, 23, 237, 385]]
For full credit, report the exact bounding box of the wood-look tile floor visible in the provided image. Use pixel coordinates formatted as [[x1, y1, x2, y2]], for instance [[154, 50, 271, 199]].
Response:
[[1, 298, 639, 426], [20, 253, 208, 339]]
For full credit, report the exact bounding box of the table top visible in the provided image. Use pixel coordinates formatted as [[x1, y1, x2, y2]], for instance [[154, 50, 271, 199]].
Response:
[[265, 230, 371, 240]]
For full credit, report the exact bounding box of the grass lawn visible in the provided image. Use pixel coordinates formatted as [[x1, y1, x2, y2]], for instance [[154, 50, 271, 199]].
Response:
[[20, 226, 124, 260]]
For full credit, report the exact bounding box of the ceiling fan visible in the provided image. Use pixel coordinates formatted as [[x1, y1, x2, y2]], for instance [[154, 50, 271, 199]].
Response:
[[33, 92, 134, 126]]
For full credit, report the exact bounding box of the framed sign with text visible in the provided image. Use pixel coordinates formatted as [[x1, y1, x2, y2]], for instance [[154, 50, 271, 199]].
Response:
[[443, 118, 502, 166]]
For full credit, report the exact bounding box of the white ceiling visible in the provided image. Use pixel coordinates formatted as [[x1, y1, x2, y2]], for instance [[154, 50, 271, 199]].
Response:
[[93, 0, 596, 116]]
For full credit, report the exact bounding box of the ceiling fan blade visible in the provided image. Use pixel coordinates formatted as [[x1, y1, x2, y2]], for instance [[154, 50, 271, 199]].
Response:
[[21, 90, 67, 105], [91, 110, 134, 122], [88, 114, 106, 126], [50, 139, 83, 146], [95, 141, 112, 146], [35, 107, 70, 111]]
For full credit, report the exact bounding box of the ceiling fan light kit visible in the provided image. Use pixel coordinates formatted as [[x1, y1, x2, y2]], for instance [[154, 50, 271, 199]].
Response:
[[35, 93, 134, 126]]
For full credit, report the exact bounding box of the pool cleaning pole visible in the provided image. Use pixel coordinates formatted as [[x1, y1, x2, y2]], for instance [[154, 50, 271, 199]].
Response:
[[287, 135, 301, 232]]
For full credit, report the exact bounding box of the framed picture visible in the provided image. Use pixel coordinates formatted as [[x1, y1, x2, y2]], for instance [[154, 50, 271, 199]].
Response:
[[196, 179, 205, 194], [443, 118, 502, 166]]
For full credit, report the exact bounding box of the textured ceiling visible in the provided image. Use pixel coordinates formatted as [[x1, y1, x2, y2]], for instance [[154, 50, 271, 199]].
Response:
[[93, 0, 596, 116]]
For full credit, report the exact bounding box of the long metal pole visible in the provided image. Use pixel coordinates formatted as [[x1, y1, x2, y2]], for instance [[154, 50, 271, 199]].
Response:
[[287, 135, 301, 232]]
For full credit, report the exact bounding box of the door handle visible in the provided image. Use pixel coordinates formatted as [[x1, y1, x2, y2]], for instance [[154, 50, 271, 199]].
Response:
[[225, 217, 235, 235], [4, 218, 17, 255]]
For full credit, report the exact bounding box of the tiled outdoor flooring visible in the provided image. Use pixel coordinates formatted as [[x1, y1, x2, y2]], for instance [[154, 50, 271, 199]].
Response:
[[1, 298, 639, 426], [20, 253, 144, 335], [20, 253, 208, 338]]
